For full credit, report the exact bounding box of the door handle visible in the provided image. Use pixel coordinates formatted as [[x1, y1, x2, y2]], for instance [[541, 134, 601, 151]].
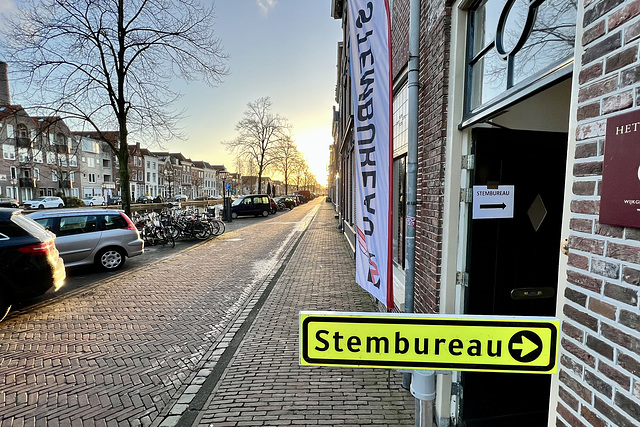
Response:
[[511, 287, 556, 300]]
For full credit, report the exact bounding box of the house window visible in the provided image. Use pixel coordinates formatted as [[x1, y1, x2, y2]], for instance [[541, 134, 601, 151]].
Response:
[[103, 159, 110, 168], [147, 172, 151, 182], [33, 151, 43, 163], [34, 168, 40, 180], [17, 123, 28, 138], [47, 152, 56, 164], [69, 155, 78, 167], [52, 170, 58, 182], [87, 157, 95, 168], [2, 144, 15, 160], [393, 84, 409, 155], [10, 166, 17, 180], [88, 173, 96, 183], [464, 0, 576, 121], [18, 148, 29, 163]]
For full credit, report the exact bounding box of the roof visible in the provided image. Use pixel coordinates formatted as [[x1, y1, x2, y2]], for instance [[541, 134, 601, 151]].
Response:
[[0, 105, 27, 122], [73, 130, 119, 145]]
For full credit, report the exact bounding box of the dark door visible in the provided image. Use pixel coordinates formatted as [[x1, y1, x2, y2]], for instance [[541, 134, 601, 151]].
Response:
[[461, 129, 567, 427]]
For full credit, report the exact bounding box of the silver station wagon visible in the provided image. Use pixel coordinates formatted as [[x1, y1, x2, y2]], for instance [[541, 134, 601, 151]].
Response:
[[28, 208, 144, 271]]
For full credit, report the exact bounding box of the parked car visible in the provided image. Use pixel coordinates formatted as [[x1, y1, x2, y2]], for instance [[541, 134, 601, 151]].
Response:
[[229, 194, 272, 218], [153, 195, 164, 203], [0, 208, 66, 321], [23, 196, 65, 210], [294, 190, 311, 203], [174, 194, 189, 202], [107, 196, 122, 205], [0, 197, 19, 208], [274, 196, 295, 210], [285, 195, 302, 207], [82, 196, 106, 206], [28, 208, 144, 271], [136, 195, 153, 204]]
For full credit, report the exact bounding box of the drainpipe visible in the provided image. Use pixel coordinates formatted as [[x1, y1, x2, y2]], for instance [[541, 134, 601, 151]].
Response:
[[404, 2, 434, 426], [404, 0, 420, 317]]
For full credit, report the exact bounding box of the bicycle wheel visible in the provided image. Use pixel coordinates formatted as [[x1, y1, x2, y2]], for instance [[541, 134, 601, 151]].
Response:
[[214, 219, 225, 235], [193, 221, 211, 240]]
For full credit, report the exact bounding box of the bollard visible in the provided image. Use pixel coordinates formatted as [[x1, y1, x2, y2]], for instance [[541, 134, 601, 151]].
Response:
[[411, 370, 435, 427]]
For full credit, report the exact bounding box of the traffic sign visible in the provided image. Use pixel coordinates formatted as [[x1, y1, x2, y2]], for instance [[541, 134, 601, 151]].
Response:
[[472, 185, 515, 219], [300, 312, 559, 374], [226, 182, 231, 190]]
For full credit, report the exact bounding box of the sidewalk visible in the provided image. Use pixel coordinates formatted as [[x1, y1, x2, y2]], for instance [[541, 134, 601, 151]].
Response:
[[175, 200, 415, 426]]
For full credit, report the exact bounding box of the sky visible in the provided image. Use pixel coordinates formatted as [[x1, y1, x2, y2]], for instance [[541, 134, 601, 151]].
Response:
[[0, 0, 343, 186]]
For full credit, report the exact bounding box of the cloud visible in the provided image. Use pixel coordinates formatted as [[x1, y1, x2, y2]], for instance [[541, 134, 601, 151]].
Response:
[[256, 0, 277, 15]]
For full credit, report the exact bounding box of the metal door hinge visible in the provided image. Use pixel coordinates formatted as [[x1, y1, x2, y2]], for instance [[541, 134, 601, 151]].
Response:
[[456, 271, 469, 287], [462, 154, 475, 170], [451, 382, 462, 396], [460, 188, 473, 204]]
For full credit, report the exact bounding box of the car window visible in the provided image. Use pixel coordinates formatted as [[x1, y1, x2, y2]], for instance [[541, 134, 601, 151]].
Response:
[[58, 215, 98, 236], [0, 221, 29, 238], [103, 214, 127, 230], [33, 217, 57, 231], [243, 198, 252, 205]]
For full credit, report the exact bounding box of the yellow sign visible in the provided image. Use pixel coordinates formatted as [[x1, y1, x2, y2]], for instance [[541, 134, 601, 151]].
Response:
[[300, 312, 559, 374]]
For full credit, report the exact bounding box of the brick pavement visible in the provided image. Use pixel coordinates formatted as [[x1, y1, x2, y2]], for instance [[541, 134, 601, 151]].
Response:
[[0, 199, 415, 427], [187, 201, 415, 427]]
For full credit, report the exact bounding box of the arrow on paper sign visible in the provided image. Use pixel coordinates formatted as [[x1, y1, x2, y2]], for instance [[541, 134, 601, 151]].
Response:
[[480, 203, 507, 210]]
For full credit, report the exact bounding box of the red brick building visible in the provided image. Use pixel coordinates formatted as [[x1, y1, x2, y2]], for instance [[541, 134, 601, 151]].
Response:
[[331, 0, 640, 425]]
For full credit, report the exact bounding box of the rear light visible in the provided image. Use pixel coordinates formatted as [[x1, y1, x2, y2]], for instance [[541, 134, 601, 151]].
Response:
[[120, 212, 138, 231], [18, 239, 55, 255]]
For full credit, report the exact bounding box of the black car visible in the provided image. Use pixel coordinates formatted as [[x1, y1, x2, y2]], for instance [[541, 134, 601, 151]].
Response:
[[0, 208, 66, 321], [136, 195, 153, 204], [274, 196, 295, 210], [230, 194, 272, 218], [0, 197, 19, 208], [107, 196, 122, 205]]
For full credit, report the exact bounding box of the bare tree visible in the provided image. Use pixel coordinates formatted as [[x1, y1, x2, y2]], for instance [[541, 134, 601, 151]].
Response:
[[272, 136, 303, 195], [0, 0, 228, 215], [223, 97, 289, 194]]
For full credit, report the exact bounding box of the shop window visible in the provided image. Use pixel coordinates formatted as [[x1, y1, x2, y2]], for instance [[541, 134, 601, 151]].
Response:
[[464, 0, 576, 122]]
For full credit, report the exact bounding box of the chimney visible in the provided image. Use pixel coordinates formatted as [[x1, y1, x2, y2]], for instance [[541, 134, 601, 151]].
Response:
[[0, 61, 10, 105]]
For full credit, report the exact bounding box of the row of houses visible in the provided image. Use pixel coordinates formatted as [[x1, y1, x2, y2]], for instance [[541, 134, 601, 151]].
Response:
[[0, 62, 240, 203], [329, 1, 639, 427]]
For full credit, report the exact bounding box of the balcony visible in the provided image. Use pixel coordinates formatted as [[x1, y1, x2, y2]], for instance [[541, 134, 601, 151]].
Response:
[[16, 137, 32, 148], [19, 178, 37, 188], [58, 180, 73, 189], [55, 144, 70, 154]]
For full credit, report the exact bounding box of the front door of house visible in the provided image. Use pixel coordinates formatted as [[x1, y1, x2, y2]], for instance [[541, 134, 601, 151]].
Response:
[[460, 128, 568, 426]]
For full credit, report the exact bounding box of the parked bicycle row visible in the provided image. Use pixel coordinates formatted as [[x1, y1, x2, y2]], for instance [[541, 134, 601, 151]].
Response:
[[132, 206, 225, 247]]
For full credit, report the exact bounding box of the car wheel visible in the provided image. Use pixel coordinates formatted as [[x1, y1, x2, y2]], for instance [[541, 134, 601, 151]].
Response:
[[38, 204, 45, 209], [89, 202, 94, 206], [96, 247, 126, 271], [58, 204, 63, 208], [262, 210, 269, 217], [231, 212, 238, 219]]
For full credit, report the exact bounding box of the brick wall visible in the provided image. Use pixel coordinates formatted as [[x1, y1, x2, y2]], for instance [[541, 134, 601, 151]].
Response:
[[412, 0, 451, 315], [561, 0, 640, 425]]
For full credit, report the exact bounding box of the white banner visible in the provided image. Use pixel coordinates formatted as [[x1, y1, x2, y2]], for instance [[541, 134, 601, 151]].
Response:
[[347, 0, 393, 309]]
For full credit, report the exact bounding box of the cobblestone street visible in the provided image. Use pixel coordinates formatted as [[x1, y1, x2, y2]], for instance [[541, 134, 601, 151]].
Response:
[[0, 198, 415, 426]]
